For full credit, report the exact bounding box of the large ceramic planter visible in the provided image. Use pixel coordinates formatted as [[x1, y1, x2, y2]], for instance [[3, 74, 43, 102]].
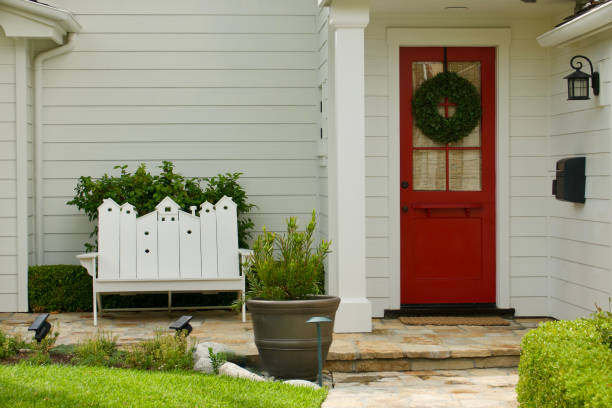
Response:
[[247, 295, 340, 380]]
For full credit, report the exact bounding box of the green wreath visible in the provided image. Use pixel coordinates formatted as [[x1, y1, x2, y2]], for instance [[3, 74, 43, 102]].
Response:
[[412, 71, 481, 144]]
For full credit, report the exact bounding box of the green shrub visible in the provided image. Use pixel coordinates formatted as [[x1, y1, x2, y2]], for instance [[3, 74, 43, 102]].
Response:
[[74, 331, 122, 367], [244, 211, 329, 301], [517, 311, 612, 408], [208, 347, 227, 375], [67, 161, 255, 250], [124, 330, 195, 371], [29, 265, 92, 312], [0, 329, 26, 359]]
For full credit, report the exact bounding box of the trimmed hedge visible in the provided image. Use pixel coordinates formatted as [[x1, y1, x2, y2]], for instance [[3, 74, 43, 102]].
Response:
[[28, 265, 235, 313], [517, 312, 612, 408], [29, 265, 93, 312]]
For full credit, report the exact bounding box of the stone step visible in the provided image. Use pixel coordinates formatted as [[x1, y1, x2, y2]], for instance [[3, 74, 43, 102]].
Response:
[[319, 337, 521, 372], [325, 355, 520, 373], [243, 343, 521, 373]]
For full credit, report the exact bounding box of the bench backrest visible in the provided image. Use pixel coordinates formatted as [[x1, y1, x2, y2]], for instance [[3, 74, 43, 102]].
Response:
[[97, 196, 239, 280]]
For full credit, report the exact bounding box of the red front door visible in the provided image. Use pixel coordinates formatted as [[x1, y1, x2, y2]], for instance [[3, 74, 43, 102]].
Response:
[[400, 47, 496, 304]]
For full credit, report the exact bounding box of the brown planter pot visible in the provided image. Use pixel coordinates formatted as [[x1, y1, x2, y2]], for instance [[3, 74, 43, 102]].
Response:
[[247, 295, 340, 380]]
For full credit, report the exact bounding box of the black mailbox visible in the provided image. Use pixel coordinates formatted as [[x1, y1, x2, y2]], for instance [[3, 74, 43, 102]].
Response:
[[552, 157, 585, 203]]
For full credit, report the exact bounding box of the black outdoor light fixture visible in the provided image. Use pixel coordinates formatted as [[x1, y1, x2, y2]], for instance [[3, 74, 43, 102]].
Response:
[[565, 55, 600, 100], [28, 313, 51, 343], [169, 315, 193, 336]]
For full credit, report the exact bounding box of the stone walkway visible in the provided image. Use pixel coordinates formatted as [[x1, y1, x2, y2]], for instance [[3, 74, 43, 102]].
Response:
[[0, 311, 547, 372], [323, 368, 518, 408]]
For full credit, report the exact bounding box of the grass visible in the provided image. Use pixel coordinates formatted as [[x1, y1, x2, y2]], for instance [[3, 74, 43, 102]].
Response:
[[0, 364, 327, 408]]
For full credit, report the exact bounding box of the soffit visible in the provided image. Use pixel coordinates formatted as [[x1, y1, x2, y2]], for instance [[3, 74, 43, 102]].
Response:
[[369, 0, 573, 18]]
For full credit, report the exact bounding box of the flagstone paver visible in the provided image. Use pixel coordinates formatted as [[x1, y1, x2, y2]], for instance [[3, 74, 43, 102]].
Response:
[[0, 311, 549, 371], [323, 368, 519, 408]]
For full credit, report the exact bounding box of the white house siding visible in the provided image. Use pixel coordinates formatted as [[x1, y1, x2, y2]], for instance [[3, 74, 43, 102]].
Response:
[[317, 6, 330, 289], [27, 47, 34, 266], [0, 33, 18, 311], [364, 15, 552, 317], [547, 32, 612, 320], [38, 0, 320, 264]]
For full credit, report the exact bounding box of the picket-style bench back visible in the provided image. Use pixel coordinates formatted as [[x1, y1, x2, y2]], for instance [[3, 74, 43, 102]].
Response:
[[97, 196, 239, 281], [77, 195, 248, 326]]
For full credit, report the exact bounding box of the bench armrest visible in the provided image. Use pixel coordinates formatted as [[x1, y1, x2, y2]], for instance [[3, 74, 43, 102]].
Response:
[[76, 252, 99, 278], [238, 248, 254, 258]]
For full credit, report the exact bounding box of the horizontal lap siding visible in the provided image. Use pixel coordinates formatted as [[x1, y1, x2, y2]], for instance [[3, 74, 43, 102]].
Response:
[[364, 16, 552, 316], [365, 20, 390, 317], [547, 35, 612, 320], [0, 35, 17, 311], [508, 20, 549, 316], [42, 0, 319, 262], [318, 6, 329, 246]]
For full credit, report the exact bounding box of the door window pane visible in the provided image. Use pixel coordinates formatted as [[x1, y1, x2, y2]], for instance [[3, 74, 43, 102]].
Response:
[[413, 150, 446, 191], [448, 61, 481, 148], [412, 62, 445, 148], [449, 150, 481, 191]]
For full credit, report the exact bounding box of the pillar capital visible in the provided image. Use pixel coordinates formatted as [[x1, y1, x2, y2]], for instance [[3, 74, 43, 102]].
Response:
[[324, 0, 370, 29]]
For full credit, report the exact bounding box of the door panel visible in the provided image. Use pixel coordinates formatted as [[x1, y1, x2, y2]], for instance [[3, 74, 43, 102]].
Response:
[[400, 47, 496, 304]]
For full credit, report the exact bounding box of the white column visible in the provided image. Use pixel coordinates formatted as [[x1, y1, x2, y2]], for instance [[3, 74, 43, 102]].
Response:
[[327, 0, 371, 333]]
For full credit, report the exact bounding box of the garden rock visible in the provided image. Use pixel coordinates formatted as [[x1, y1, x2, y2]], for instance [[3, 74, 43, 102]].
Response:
[[219, 362, 266, 382], [193, 342, 232, 374], [283, 379, 321, 389]]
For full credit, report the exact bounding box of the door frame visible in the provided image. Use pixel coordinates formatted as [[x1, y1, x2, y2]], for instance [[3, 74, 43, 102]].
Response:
[[386, 28, 511, 310]]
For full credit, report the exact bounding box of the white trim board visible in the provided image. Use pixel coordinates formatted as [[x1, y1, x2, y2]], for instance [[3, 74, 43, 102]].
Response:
[[385, 27, 511, 310]]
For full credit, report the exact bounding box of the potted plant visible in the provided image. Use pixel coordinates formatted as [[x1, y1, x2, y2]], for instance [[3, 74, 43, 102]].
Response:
[[244, 211, 339, 380]]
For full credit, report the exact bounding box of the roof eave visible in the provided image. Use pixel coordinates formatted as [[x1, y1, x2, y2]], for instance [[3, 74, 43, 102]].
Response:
[[537, 1, 612, 47], [0, 0, 81, 44]]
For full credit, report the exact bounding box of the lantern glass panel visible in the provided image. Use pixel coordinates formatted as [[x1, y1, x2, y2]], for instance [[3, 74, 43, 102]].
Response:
[[569, 77, 589, 100]]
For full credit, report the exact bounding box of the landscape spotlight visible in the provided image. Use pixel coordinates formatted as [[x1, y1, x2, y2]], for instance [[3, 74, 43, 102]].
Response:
[[169, 315, 193, 336], [28, 313, 51, 343], [306, 316, 333, 387]]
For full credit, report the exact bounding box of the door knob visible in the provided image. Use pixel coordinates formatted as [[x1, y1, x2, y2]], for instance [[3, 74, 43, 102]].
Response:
[[402, 206, 409, 213], [401, 181, 409, 189]]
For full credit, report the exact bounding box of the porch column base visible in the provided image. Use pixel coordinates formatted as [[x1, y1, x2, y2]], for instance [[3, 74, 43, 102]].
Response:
[[334, 297, 372, 333]]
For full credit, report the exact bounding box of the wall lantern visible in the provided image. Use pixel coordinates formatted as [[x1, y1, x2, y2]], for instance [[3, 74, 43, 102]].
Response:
[[564, 55, 599, 100]]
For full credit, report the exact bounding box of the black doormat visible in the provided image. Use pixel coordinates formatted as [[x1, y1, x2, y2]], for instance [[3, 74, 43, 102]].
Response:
[[385, 304, 515, 318]]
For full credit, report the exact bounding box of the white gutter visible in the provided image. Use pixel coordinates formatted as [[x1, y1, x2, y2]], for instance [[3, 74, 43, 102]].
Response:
[[2, 0, 81, 33], [537, 1, 612, 47], [34, 32, 78, 264]]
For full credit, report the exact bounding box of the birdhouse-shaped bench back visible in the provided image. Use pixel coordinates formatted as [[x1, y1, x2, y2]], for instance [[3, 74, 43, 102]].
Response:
[[97, 196, 239, 280]]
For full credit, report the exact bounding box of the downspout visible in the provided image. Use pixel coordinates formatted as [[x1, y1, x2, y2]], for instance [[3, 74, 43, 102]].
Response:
[[34, 32, 78, 264]]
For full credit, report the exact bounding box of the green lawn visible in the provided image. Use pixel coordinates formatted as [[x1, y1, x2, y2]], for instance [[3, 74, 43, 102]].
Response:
[[0, 364, 327, 408]]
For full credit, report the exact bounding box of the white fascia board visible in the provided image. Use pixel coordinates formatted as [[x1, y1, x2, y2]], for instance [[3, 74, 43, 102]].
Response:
[[0, 0, 81, 43], [537, 2, 612, 47]]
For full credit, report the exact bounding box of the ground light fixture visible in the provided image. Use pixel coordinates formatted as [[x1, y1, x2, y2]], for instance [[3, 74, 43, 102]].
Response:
[[564, 55, 600, 100], [306, 316, 333, 387], [169, 315, 193, 336], [28, 313, 51, 343]]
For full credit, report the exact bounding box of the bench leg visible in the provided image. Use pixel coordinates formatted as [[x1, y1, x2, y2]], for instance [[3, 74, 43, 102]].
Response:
[[168, 291, 172, 313], [241, 291, 246, 323], [93, 290, 98, 327]]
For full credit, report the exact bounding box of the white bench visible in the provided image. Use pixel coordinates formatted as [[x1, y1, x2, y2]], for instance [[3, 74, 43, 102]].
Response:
[[77, 196, 251, 326]]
